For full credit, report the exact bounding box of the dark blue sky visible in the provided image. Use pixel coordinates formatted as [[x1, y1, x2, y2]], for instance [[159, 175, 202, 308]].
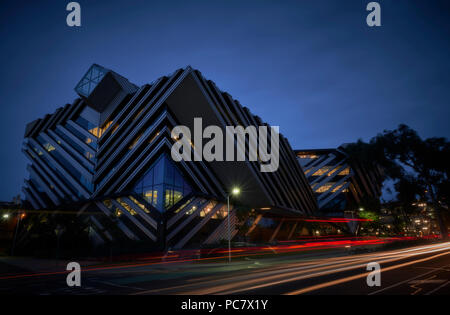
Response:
[[0, 0, 449, 201]]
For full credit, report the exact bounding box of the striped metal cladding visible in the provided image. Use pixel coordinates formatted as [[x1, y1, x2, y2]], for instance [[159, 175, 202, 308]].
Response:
[[20, 64, 339, 249], [296, 147, 384, 211]]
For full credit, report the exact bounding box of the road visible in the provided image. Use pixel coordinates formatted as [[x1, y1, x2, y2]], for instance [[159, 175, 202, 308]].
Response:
[[0, 241, 449, 295]]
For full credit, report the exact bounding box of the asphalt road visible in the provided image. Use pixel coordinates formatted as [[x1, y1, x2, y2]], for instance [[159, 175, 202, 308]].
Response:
[[0, 242, 449, 295]]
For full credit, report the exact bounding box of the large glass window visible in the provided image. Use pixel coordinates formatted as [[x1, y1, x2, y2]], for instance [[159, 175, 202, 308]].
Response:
[[133, 154, 193, 212]]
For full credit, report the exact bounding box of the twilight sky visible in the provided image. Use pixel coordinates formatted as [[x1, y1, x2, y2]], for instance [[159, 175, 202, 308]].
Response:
[[0, 0, 449, 201]]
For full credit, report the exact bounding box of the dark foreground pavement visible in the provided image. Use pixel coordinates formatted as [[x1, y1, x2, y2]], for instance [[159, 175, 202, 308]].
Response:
[[0, 242, 449, 295]]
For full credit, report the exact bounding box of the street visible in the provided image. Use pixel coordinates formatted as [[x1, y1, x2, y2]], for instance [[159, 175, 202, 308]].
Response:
[[0, 241, 449, 295]]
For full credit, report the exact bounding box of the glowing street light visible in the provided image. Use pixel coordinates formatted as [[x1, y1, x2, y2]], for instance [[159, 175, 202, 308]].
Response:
[[2, 214, 9, 219], [227, 187, 240, 263]]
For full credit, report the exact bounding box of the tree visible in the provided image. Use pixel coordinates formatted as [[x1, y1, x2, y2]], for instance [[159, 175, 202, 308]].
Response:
[[347, 124, 449, 239], [13, 211, 91, 257], [376, 125, 449, 238]]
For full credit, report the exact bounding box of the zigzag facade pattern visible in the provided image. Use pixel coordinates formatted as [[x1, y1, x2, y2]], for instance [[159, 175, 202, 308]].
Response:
[[21, 64, 380, 249], [296, 148, 384, 215]]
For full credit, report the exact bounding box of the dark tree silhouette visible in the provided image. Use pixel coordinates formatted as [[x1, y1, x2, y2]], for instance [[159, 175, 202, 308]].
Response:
[[346, 124, 449, 238]]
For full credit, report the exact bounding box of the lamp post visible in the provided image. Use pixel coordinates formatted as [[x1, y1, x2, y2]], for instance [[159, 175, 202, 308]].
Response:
[[227, 187, 240, 263]]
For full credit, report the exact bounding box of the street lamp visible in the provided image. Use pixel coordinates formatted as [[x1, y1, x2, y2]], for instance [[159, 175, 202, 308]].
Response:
[[227, 187, 240, 263]]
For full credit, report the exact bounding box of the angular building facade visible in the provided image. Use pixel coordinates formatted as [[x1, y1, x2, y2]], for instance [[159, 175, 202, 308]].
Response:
[[21, 64, 321, 250], [296, 147, 384, 217]]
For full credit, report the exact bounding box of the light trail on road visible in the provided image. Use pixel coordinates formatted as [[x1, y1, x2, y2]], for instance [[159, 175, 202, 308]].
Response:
[[285, 250, 450, 295], [133, 242, 450, 295], [0, 235, 412, 280]]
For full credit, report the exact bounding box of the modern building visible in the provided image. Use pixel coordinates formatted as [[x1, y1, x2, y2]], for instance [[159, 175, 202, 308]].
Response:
[[296, 147, 384, 217], [21, 64, 327, 250]]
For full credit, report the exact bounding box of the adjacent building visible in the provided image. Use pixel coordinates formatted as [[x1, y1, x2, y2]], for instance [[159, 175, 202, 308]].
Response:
[[296, 147, 384, 217], [21, 64, 329, 250]]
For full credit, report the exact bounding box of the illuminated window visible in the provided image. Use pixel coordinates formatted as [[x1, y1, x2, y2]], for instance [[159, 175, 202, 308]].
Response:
[[297, 154, 319, 159], [103, 199, 112, 209], [133, 107, 145, 121], [33, 146, 44, 156], [185, 205, 197, 215], [76, 116, 101, 138], [332, 183, 345, 192], [88, 127, 100, 138], [128, 133, 143, 150], [149, 131, 160, 144], [143, 189, 158, 208], [100, 120, 113, 135], [312, 166, 348, 177], [328, 167, 340, 176], [174, 198, 194, 214], [85, 151, 94, 160], [133, 154, 193, 212], [111, 124, 119, 134], [129, 195, 149, 213], [117, 198, 137, 216], [173, 190, 183, 206], [212, 207, 228, 219], [199, 202, 215, 217], [88, 120, 114, 138], [43, 142, 55, 152], [312, 167, 331, 176], [315, 182, 347, 193], [338, 168, 350, 175], [315, 183, 333, 193]]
